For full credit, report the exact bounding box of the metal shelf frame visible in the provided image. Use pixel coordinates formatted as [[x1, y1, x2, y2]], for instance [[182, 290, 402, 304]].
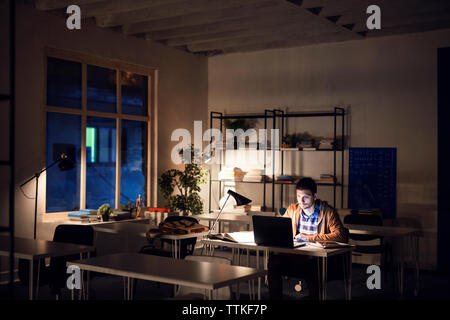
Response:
[[208, 107, 346, 213]]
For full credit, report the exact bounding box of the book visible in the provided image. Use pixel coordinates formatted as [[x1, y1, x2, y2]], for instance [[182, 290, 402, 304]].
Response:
[[307, 241, 352, 249], [208, 231, 255, 243]]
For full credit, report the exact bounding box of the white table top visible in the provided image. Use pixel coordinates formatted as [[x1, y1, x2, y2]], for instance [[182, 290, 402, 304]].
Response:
[[68, 252, 265, 290], [344, 223, 420, 237], [93, 222, 209, 240], [202, 237, 354, 258], [0, 236, 95, 260]]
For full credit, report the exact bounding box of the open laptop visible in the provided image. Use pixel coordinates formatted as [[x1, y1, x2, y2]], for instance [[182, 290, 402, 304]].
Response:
[[252, 215, 305, 248]]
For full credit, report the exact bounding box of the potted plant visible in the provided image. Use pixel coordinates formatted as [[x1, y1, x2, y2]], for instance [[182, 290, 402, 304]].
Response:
[[98, 203, 112, 221], [158, 146, 208, 215]]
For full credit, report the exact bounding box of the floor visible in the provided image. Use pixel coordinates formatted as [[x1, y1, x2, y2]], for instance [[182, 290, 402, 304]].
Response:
[[1, 247, 449, 300]]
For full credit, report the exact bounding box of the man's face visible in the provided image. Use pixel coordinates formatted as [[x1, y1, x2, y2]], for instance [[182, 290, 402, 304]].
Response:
[[296, 189, 316, 210]]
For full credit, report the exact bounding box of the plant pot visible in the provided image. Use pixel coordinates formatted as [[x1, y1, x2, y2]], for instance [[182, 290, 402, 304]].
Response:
[[102, 215, 109, 222]]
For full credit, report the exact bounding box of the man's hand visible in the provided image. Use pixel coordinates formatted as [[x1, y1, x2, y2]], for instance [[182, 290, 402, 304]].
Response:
[[295, 234, 309, 242]]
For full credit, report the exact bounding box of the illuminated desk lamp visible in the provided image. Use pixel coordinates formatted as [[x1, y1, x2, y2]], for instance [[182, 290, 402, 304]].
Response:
[[208, 189, 252, 236], [20, 153, 75, 239]]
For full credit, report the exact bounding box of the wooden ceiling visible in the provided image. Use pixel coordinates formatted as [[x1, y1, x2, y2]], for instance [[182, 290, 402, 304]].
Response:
[[34, 0, 450, 56]]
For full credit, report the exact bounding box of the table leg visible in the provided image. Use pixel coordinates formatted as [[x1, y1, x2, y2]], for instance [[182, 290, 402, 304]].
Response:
[[36, 258, 40, 300], [258, 276, 261, 301], [347, 252, 352, 300], [79, 269, 83, 300], [413, 234, 420, 296], [29, 259, 33, 300], [321, 257, 327, 300], [86, 252, 90, 300]]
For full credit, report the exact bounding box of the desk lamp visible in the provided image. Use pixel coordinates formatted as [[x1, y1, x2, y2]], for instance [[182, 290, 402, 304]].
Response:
[[20, 153, 75, 239]]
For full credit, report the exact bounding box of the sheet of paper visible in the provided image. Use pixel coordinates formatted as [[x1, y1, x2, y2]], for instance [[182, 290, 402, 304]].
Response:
[[227, 231, 255, 243]]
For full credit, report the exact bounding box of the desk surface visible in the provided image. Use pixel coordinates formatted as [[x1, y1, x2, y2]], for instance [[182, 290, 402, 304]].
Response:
[[93, 222, 209, 240], [0, 236, 95, 260], [68, 252, 265, 290], [344, 223, 420, 237], [202, 238, 353, 258]]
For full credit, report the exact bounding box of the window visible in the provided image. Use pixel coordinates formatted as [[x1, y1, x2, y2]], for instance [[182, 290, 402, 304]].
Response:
[[45, 50, 152, 212]]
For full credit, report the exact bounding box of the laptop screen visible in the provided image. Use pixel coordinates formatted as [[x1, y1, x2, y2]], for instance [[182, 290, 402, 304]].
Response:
[[252, 215, 296, 248]]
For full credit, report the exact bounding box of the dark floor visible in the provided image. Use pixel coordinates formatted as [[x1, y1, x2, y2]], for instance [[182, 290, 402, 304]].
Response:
[[1, 249, 450, 301]]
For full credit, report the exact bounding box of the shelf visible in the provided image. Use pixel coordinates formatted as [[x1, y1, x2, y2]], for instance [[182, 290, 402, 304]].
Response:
[[0, 94, 11, 101], [0, 160, 11, 166], [281, 148, 344, 152], [211, 179, 342, 186], [282, 111, 345, 118], [211, 113, 273, 120]]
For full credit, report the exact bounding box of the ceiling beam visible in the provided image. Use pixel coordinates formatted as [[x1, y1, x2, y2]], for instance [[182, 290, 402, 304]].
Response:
[[95, 0, 263, 27], [145, 7, 318, 41], [122, 0, 278, 35], [165, 19, 324, 47], [80, 0, 184, 19], [220, 30, 356, 55], [187, 24, 358, 52], [35, 0, 105, 11]]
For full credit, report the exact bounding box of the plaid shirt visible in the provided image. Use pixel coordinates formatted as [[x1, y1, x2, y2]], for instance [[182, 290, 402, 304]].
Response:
[[296, 201, 320, 237]]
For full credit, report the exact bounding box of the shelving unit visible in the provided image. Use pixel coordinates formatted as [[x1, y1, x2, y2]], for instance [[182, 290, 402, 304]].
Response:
[[1, 0, 16, 298], [208, 107, 346, 213]]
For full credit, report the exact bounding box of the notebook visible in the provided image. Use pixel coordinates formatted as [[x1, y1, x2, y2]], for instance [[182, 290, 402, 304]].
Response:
[[252, 215, 305, 248]]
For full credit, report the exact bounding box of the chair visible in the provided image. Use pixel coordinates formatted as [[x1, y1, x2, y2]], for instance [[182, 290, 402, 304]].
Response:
[[139, 216, 199, 259], [173, 255, 232, 300], [344, 212, 393, 285], [47, 225, 95, 298], [17, 225, 95, 299]]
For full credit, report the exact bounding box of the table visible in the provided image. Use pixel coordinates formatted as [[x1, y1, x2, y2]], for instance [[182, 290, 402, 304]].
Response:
[[344, 223, 420, 296], [202, 234, 354, 300], [93, 222, 209, 259], [0, 236, 94, 300], [67, 252, 265, 300]]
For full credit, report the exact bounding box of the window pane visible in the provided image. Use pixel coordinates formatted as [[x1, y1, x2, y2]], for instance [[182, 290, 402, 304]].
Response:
[[120, 120, 147, 206], [121, 72, 148, 116], [86, 117, 116, 209], [87, 65, 117, 113], [47, 57, 82, 109], [46, 112, 81, 212]]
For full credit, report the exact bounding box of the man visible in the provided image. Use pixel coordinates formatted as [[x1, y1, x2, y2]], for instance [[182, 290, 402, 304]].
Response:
[[268, 177, 348, 299]]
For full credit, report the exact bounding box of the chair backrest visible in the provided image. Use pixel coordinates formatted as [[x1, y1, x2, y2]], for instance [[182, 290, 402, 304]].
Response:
[[344, 213, 382, 241], [175, 255, 232, 299], [53, 224, 95, 246]]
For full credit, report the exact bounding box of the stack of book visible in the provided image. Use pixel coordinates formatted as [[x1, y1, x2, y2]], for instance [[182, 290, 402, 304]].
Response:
[[276, 175, 295, 183], [218, 167, 244, 181], [68, 209, 99, 222], [243, 169, 263, 182], [317, 174, 335, 184], [318, 137, 334, 150]]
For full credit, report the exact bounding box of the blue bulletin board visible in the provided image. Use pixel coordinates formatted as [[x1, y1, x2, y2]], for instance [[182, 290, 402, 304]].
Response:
[[348, 148, 397, 219]]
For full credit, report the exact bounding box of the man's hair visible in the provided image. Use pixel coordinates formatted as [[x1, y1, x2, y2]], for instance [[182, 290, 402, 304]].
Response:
[[296, 177, 317, 194]]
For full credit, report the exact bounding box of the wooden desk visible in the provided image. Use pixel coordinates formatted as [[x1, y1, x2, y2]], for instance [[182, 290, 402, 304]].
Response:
[[0, 236, 94, 300], [68, 252, 265, 300], [344, 223, 420, 296], [202, 234, 354, 300]]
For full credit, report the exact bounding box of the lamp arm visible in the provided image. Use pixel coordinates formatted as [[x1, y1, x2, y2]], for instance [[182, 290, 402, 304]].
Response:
[[208, 193, 231, 236], [20, 158, 62, 188]]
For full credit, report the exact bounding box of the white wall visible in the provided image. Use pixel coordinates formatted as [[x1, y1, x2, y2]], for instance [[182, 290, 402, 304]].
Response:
[[208, 29, 450, 270]]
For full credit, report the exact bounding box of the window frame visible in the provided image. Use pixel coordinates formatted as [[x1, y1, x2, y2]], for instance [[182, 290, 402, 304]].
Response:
[[43, 47, 157, 212]]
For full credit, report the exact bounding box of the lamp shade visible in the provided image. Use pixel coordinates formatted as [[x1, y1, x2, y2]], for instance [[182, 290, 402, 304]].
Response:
[[227, 190, 252, 206], [57, 153, 75, 171]]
